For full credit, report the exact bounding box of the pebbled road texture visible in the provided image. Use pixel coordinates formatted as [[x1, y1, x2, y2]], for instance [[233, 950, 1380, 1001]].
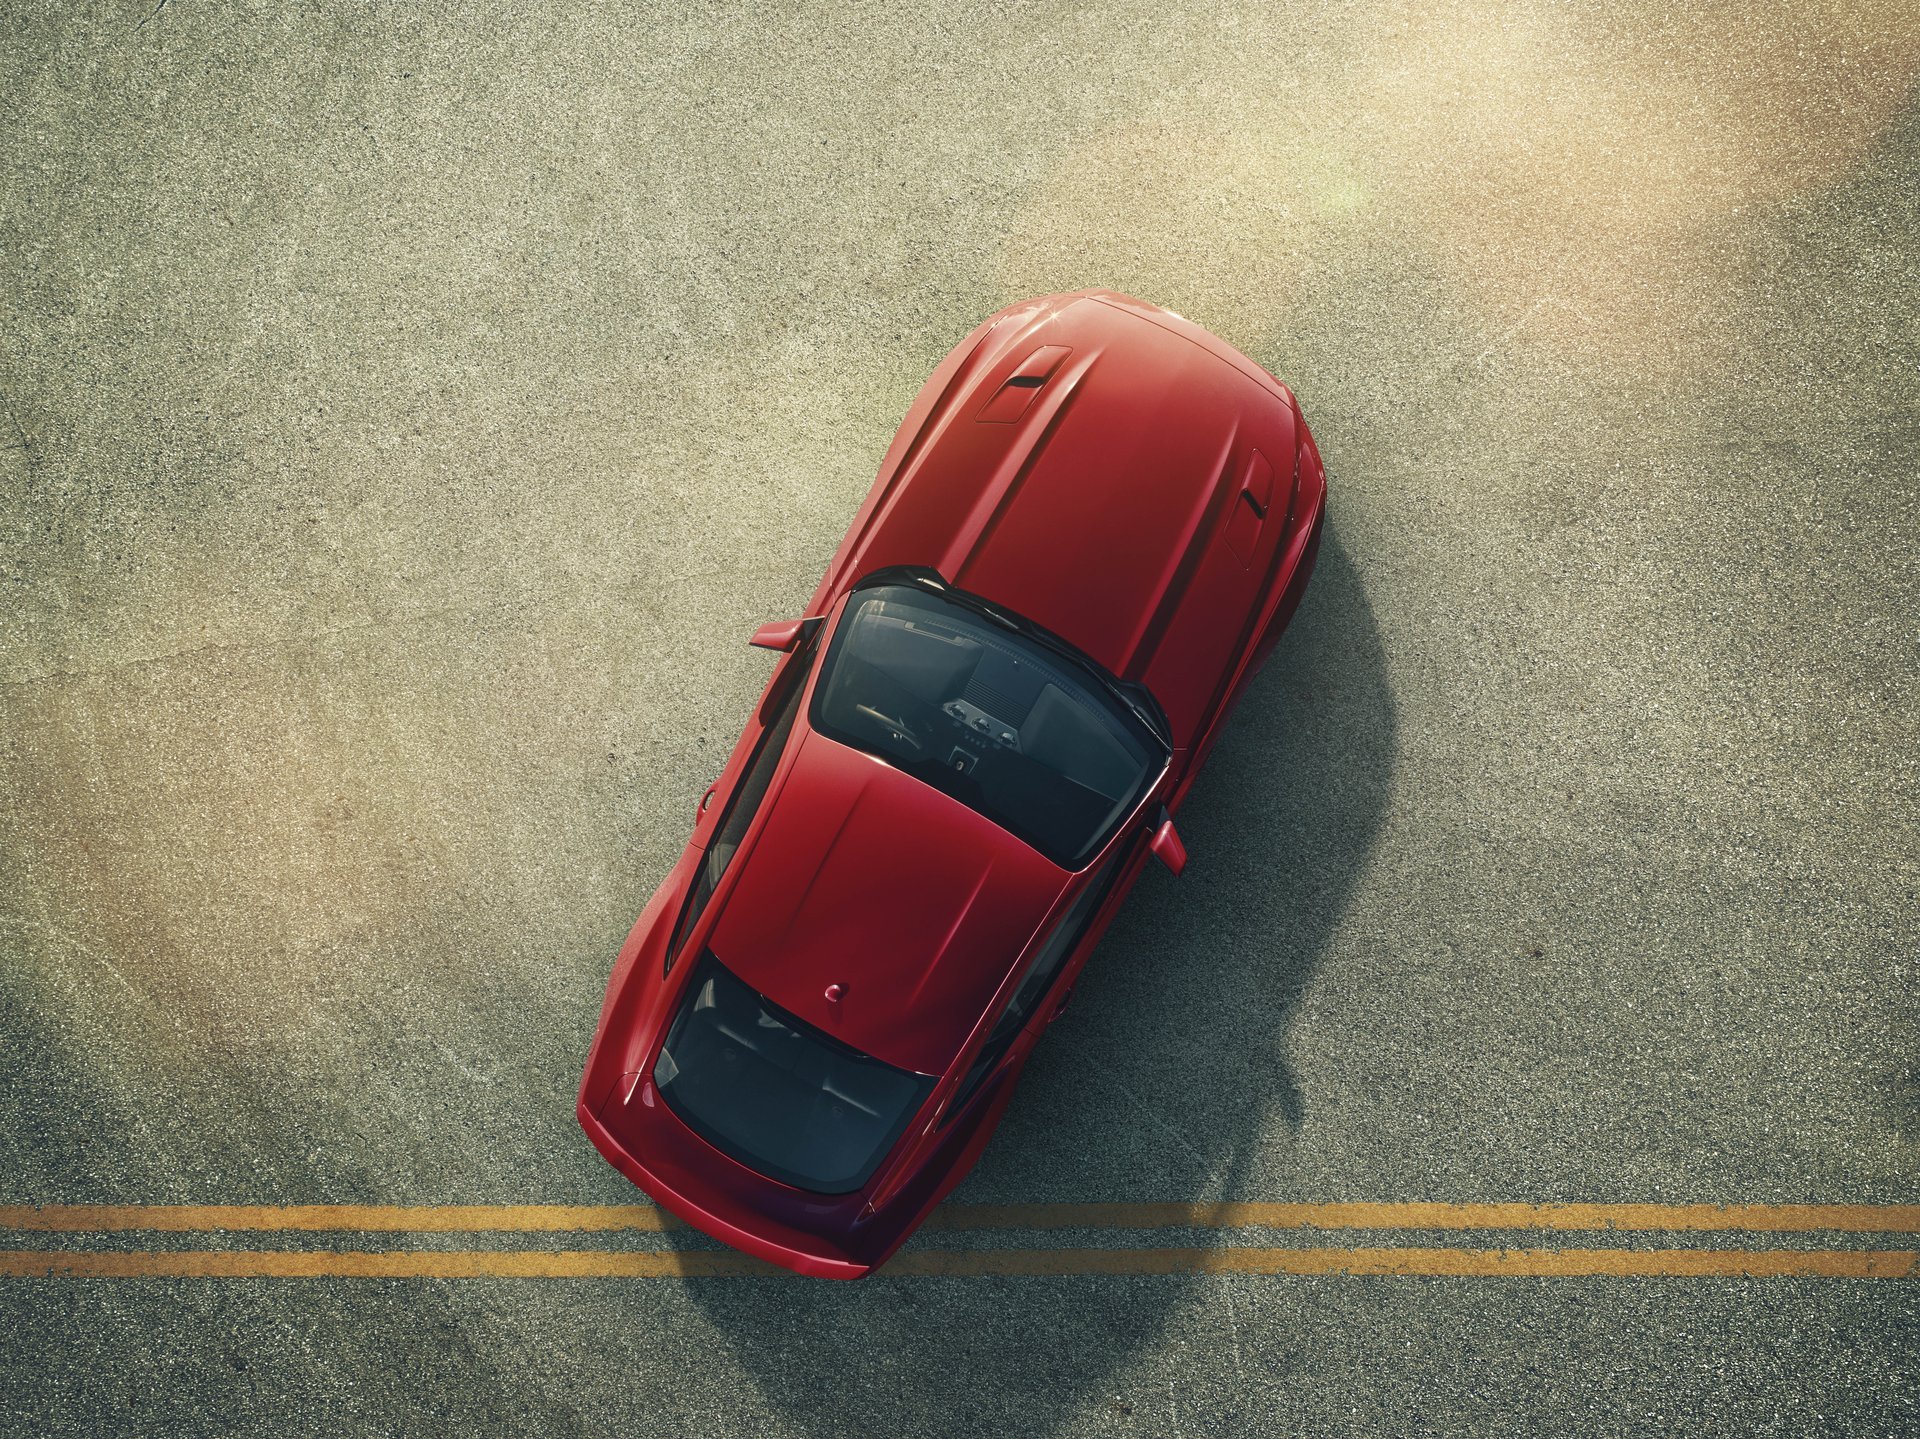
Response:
[[2, 2, 1916, 1435]]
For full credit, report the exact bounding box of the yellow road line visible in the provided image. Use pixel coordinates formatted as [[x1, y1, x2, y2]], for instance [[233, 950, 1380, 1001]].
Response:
[[0, 1247, 1913, 1279], [0, 1205, 679, 1233], [927, 1203, 1920, 1234], [1, 1202, 1915, 1234]]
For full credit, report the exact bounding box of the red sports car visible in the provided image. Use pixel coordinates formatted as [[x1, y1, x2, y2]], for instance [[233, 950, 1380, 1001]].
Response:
[[578, 290, 1326, 1277]]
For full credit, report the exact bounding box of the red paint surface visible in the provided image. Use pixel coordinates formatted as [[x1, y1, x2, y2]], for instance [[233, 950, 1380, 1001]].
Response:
[[580, 290, 1327, 1278], [713, 732, 1069, 1075]]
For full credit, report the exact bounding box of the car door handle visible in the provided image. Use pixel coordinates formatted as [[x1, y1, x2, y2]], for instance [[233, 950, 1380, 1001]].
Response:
[[698, 781, 719, 816], [1049, 984, 1076, 1023]]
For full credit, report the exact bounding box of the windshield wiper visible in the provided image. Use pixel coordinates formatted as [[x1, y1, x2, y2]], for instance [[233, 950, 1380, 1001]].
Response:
[[1110, 680, 1172, 748]]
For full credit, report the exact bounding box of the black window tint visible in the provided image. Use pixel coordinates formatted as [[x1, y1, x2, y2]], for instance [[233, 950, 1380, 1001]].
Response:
[[665, 650, 814, 973], [654, 954, 935, 1193], [810, 586, 1162, 868]]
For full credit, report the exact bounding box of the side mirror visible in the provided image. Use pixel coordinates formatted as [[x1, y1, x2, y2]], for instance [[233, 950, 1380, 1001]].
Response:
[[1149, 813, 1187, 876], [749, 619, 805, 652]]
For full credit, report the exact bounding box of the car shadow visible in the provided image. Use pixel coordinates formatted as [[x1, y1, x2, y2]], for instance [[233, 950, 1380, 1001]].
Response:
[[668, 526, 1398, 1436]]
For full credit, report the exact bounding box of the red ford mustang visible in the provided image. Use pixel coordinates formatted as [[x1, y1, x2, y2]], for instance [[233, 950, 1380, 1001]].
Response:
[[578, 290, 1326, 1277]]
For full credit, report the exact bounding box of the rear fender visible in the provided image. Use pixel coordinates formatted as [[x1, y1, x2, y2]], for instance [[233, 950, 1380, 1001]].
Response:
[[578, 852, 697, 1112]]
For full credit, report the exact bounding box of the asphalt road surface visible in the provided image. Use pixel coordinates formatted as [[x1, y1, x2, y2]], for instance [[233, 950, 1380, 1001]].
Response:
[[3, 3, 1917, 1436]]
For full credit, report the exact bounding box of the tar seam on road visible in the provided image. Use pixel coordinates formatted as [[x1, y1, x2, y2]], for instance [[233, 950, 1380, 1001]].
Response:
[[0, 1203, 1915, 1279]]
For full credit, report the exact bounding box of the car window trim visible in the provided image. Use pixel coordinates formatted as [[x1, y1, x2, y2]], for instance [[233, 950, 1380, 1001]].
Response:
[[811, 574, 1173, 869], [664, 643, 817, 973]]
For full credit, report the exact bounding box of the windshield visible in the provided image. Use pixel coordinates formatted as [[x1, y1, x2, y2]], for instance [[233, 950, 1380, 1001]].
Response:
[[653, 954, 935, 1193], [810, 583, 1164, 868]]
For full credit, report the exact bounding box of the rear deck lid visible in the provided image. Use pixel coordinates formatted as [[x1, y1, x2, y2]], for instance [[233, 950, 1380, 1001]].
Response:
[[709, 728, 1070, 1075]]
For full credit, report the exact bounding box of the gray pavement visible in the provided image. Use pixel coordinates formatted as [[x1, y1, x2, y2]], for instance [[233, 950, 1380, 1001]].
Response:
[[2, 2, 1916, 1435]]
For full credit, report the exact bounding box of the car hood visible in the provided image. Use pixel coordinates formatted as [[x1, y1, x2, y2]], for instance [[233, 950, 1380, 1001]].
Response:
[[816, 291, 1301, 746], [708, 727, 1070, 1075]]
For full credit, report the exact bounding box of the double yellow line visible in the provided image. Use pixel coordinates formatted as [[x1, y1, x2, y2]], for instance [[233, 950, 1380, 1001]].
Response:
[[3, 1202, 1915, 1279]]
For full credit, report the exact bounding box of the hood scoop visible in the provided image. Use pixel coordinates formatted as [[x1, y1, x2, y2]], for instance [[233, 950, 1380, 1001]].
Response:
[[977, 345, 1072, 424]]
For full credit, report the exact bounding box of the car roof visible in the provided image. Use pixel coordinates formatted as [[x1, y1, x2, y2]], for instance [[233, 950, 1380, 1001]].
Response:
[[707, 724, 1072, 1075], [819, 292, 1302, 747]]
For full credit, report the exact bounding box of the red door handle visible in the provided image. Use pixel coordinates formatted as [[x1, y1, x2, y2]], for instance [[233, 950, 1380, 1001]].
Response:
[[698, 781, 719, 815]]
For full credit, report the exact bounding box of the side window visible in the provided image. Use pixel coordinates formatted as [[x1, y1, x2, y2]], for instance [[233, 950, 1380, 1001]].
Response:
[[941, 846, 1128, 1122], [665, 650, 815, 973]]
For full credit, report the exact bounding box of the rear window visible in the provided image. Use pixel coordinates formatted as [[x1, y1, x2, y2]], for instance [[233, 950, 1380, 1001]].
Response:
[[653, 954, 935, 1193]]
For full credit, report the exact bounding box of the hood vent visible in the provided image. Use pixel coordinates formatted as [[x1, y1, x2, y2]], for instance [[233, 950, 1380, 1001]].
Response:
[[977, 345, 1072, 423]]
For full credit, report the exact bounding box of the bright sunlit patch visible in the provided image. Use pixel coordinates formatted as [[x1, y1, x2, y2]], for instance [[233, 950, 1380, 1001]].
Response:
[[1317, 176, 1371, 215], [999, 0, 1918, 376]]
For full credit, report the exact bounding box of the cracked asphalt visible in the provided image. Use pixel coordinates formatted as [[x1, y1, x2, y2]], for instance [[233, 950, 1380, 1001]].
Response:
[[2, 2, 1916, 1435]]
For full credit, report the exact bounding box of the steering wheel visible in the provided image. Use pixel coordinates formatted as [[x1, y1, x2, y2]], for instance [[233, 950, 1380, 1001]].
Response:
[[854, 703, 924, 753]]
